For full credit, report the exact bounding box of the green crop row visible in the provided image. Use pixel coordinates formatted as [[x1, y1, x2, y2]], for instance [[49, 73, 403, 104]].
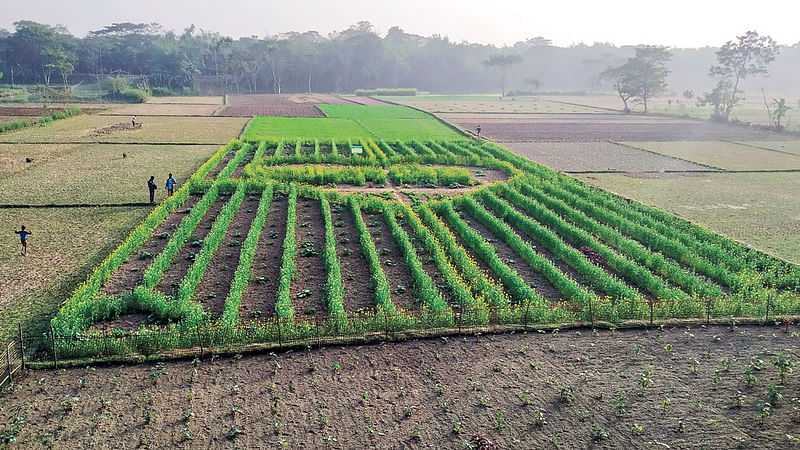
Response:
[[380, 202, 448, 311], [249, 164, 387, 186], [217, 143, 253, 180], [349, 197, 394, 312], [314, 139, 320, 157], [456, 196, 595, 304], [321, 196, 346, 320], [416, 204, 508, 307], [221, 184, 273, 326], [499, 183, 689, 300], [409, 141, 436, 157], [377, 140, 396, 157], [539, 181, 737, 289], [477, 189, 640, 301], [272, 141, 286, 157], [436, 200, 543, 306], [514, 181, 723, 299], [398, 203, 477, 308], [142, 185, 221, 290], [0, 106, 82, 134], [177, 183, 246, 302], [388, 163, 475, 186], [276, 186, 299, 319]]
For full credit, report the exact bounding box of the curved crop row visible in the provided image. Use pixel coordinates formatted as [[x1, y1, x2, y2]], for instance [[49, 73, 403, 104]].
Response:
[[276, 186, 299, 319], [217, 143, 253, 180], [477, 189, 640, 301]]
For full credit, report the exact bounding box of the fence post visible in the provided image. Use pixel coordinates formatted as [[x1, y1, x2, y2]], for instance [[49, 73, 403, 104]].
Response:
[[18, 323, 25, 371], [765, 295, 771, 323], [103, 324, 109, 357], [523, 298, 531, 332], [706, 298, 711, 325], [6, 342, 12, 384], [196, 326, 204, 358], [50, 325, 58, 369], [277, 318, 283, 348], [457, 304, 463, 336], [649, 301, 654, 326], [588, 297, 594, 327]]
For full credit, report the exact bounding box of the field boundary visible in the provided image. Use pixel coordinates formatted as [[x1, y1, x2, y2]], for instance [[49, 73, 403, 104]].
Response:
[[0, 202, 154, 209], [0, 141, 227, 146], [724, 140, 800, 157], [563, 168, 800, 174], [9, 308, 798, 371], [610, 140, 725, 171]]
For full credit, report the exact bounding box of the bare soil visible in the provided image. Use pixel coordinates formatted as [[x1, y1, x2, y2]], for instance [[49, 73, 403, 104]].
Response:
[[216, 94, 352, 117], [194, 196, 260, 317], [397, 216, 454, 307], [290, 198, 327, 316], [156, 196, 227, 298], [90, 313, 152, 333], [207, 151, 235, 180], [363, 211, 417, 310], [2, 325, 798, 448], [231, 148, 255, 179], [100, 195, 202, 297], [331, 202, 375, 313], [461, 210, 563, 304], [239, 194, 288, 323], [340, 95, 392, 106], [450, 115, 793, 142], [91, 123, 142, 137]]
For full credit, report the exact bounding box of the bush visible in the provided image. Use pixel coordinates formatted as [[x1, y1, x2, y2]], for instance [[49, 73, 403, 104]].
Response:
[[152, 87, 173, 96], [104, 76, 129, 95], [355, 88, 417, 96], [117, 89, 151, 103]]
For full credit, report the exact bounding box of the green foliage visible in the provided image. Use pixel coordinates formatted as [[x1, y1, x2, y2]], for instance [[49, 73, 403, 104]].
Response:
[[249, 165, 386, 186], [388, 164, 475, 186], [244, 117, 370, 141], [117, 89, 150, 103], [321, 197, 346, 321], [276, 186, 299, 319], [0, 107, 82, 134], [349, 197, 394, 312]]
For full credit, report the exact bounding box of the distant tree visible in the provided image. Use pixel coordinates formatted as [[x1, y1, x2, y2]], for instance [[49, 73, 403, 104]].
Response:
[[764, 96, 791, 129], [696, 79, 735, 121], [523, 76, 542, 94], [483, 54, 522, 97], [600, 46, 671, 112], [709, 30, 779, 121], [682, 90, 694, 100]]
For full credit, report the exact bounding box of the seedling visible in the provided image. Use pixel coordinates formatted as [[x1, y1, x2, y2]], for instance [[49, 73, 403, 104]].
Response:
[[590, 424, 608, 441], [558, 385, 574, 404]]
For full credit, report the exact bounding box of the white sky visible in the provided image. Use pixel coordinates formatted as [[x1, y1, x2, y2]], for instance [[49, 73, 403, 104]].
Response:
[[1, 0, 799, 47]]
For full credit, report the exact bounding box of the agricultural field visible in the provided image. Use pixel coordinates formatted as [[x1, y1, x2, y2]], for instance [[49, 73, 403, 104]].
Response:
[[0, 114, 248, 144], [381, 94, 612, 114], [243, 117, 370, 141], [505, 141, 710, 172], [620, 141, 800, 171], [42, 131, 800, 362], [217, 93, 354, 117], [575, 172, 800, 264], [106, 103, 223, 116], [1, 325, 798, 448]]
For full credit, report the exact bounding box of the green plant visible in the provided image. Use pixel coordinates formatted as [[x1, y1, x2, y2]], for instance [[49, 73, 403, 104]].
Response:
[[558, 385, 575, 404], [591, 424, 608, 441]]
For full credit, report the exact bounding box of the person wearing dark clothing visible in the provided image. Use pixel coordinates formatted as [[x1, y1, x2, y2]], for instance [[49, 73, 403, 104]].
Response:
[[476, 125, 482, 137], [14, 226, 32, 256], [166, 173, 176, 197], [148, 176, 157, 204]]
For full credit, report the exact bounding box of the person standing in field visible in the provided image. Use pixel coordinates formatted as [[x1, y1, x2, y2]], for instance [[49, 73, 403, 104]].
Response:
[[166, 173, 176, 197], [131, 116, 137, 128], [14, 225, 32, 256], [476, 125, 482, 137], [148, 175, 157, 204]]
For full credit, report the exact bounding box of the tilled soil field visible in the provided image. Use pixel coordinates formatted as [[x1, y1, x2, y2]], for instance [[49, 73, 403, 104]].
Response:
[[2, 325, 797, 448], [449, 115, 792, 142], [506, 141, 711, 172], [0, 106, 105, 116], [215, 94, 353, 117]]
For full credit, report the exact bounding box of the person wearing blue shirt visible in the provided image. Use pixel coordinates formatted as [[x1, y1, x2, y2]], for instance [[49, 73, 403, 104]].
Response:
[[166, 173, 176, 197], [14, 225, 32, 256]]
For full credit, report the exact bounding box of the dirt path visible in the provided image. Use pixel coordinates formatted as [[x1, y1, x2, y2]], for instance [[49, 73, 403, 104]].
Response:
[[156, 196, 227, 297], [194, 195, 260, 317], [289, 198, 327, 316], [239, 194, 288, 322], [363, 211, 417, 311], [332, 202, 375, 313]]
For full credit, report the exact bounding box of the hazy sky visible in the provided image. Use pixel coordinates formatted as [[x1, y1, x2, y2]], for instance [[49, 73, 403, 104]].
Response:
[[1, 0, 799, 47]]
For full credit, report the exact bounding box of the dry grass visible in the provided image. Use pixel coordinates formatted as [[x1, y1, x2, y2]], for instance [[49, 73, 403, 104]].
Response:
[[575, 171, 800, 263], [623, 141, 800, 170], [0, 143, 85, 178], [0, 143, 220, 205], [385, 96, 608, 114], [106, 103, 222, 116], [0, 206, 147, 338], [735, 140, 800, 157], [0, 115, 248, 144]]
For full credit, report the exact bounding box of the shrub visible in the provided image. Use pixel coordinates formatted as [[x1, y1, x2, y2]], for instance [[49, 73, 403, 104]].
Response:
[[117, 89, 151, 103], [152, 87, 173, 96]]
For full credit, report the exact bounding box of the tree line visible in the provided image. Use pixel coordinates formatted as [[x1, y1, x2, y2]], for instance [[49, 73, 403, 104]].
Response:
[[0, 20, 798, 111]]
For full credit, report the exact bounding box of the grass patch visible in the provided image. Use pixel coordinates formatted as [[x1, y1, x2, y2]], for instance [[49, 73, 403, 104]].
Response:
[[319, 104, 430, 119], [244, 117, 370, 141], [0, 144, 220, 205], [359, 118, 461, 141]]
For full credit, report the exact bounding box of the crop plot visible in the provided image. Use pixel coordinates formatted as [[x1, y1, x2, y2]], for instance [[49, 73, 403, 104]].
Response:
[[41, 110, 800, 360], [107, 103, 222, 116], [381, 95, 610, 114], [217, 93, 351, 117], [622, 141, 800, 170], [505, 141, 710, 172]]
